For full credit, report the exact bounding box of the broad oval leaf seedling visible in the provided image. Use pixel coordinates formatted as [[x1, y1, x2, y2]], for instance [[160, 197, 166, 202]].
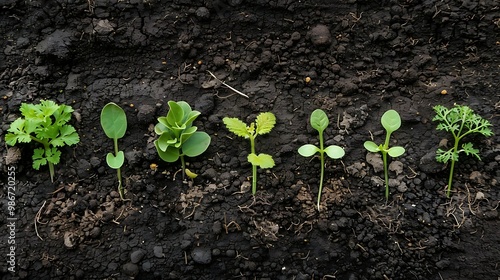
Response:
[[223, 112, 276, 194], [100, 102, 127, 200], [5, 100, 80, 182], [364, 109, 405, 199], [298, 109, 345, 211]]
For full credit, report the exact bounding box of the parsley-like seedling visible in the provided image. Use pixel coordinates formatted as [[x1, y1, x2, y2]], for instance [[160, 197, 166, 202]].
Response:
[[364, 109, 405, 199], [154, 101, 211, 179], [432, 104, 493, 197], [298, 109, 345, 211], [5, 100, 80, 182], [101, 102, 127, 200], [223, 112, 276, 194]]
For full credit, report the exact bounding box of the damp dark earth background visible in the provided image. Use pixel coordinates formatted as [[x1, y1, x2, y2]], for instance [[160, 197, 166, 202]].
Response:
[[1, 0, 499, 279]]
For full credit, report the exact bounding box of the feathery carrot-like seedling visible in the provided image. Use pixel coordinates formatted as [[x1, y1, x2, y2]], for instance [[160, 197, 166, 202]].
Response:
[[298, 109, 345, 211], [154, 101, 211, 179], [364, 109, 405, 199], [5, 100, 80, 182], [432, 104, 493, 197], [101, 102, 127, 200], [223, 112, 276, 194]]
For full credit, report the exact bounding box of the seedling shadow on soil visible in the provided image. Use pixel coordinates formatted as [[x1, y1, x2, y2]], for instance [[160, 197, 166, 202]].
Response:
[[0, 1, 499, 280]]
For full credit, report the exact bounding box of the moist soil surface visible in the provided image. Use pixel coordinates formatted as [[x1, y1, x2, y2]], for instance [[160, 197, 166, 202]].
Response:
[[1, 1, 500, 279]]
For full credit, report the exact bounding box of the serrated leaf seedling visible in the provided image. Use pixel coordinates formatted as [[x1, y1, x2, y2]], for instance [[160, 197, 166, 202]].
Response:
[[432, 104, 493, 197], [100, 102, 127, 200], [364, 109, 405, 199], [5, 100, 80, 182], [223, 112, 276, 194], [298, 109, 345, 211], [154, 101, 211, 179]]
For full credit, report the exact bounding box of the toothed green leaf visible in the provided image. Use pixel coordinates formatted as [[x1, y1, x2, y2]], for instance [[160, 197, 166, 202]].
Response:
[[255, 112, 276, 135], [247, 153, 275, 169], [223, 117, 251, 138]]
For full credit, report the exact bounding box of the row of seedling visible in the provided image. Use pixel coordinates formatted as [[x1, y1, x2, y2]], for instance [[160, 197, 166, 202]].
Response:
[[5, 100, 493, 210]]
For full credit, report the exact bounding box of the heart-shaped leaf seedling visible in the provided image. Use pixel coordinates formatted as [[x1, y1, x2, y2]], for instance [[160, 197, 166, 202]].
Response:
[[106, 151, 124, 169]]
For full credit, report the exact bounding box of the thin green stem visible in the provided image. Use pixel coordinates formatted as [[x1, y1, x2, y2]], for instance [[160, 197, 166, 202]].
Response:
[[48, 161, 55, 183], [114, 138, 119, 155], [180, 155, 186, 180], [113, 137, 125, 200], [382, 151, 389, 199], [382, 131, 391, 200], [317, 129, 325, 211], [447, 139, 460, 197], [117, 167, 124, 200], [250, 136, 257, 194], [31, 137, 56, 182], [43, 141, 55, 183], [383, 131, 391, 150], [318, 151, 325, 211]]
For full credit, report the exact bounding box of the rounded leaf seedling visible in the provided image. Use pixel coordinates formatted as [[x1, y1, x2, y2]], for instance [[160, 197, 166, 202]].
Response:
[[364, 109, 405, 199], [101, 102, 127, 200], [298, 109, 345, 211]]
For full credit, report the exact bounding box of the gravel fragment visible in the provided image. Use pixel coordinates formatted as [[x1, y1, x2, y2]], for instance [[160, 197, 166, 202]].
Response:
[[307, 24, 332, 47], [191, 247, 212, 264], [130, 249, 145, 263], [122, 262, 139, 276], [195, 7, 210, 19], [153, 246, 164, 258]]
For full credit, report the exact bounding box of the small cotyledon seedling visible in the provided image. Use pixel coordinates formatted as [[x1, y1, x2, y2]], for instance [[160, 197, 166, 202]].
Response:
[[5, 100, 80, 182], [298, 109, 345, 211], [364, 109, 405, 199], [433, 104, 493, 197], [223, 112, 276, 194], [100, 102, 127, 200]]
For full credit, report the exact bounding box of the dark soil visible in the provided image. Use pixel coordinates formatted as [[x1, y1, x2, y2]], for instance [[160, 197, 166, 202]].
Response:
[[1, 0, 499, 279]]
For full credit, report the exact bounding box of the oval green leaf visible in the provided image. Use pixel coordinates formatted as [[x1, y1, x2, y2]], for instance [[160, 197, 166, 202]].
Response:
[[388, 146, 405, 157], [101, 103, 127, 139], [298, 144, 320, 157], [381, 109, 401, 133], [158, 133, 178, 152], [155, 140, 180, 162], [310, 109, 329, 132], [106, 151, 124, 169], [324, 145, 345, 159], [179, 126, 197, 145], [166, 101, 185, 126], [364, 141, 380, 153], [182, 131, 211, 157]]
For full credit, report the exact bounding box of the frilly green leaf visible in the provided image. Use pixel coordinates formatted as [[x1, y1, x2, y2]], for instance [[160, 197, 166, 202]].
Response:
[[247, 153, 275, 168], [255, 112, 276, 135]]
